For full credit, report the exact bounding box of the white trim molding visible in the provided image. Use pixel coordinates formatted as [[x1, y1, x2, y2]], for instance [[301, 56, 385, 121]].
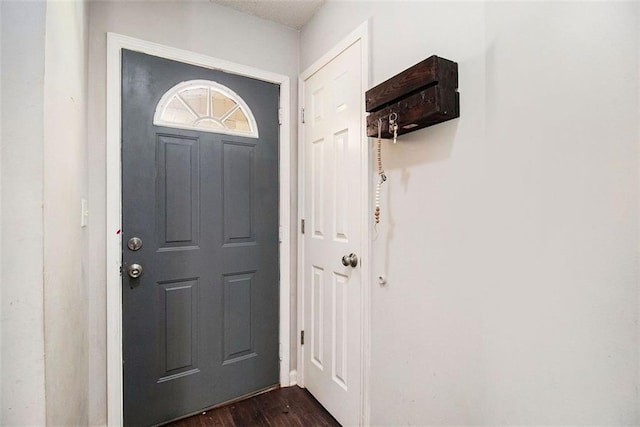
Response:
[[288, 369, 298, 386], [106, 33, 292, 426], [297, 20, 371, 426]]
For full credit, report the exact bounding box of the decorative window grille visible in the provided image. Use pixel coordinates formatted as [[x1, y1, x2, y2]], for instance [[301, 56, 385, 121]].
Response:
[[154, 80, 258, 138]]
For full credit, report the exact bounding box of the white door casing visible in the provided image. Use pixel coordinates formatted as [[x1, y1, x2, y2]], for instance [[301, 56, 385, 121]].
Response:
[[106, 33, 292, 426], [298, 22, 370, 426]]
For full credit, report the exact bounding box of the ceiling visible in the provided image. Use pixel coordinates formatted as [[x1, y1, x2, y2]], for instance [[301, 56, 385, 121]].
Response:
[[210, 0, 326, 30]]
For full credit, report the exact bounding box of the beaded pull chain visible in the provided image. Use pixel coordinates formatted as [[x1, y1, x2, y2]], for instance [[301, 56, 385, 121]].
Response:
[[375, 118, 387, 224]]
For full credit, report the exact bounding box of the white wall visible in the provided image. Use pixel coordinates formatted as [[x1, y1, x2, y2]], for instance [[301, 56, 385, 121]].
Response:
[[0, 1, 3, 417], [302, 1, 639, 425], [1, 1, 90, 425], [43, 0, 89, 425], [0, 2, 47, 425], [87, 2, 300, 424]]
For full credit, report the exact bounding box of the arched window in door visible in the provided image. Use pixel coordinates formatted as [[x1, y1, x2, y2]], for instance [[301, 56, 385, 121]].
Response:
[[153, 79, 259, 138]]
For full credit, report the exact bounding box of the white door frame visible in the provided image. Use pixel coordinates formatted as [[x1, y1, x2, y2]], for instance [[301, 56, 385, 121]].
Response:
[[297, 21, 371, 425], [106, 33, 292, 426]]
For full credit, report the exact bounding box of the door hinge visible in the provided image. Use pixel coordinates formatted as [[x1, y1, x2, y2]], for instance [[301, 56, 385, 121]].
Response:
[[301, 107, 305, 124], [301, 330, 305, 345], [301, 219, 305, 234], [278, 107, 283, 125]]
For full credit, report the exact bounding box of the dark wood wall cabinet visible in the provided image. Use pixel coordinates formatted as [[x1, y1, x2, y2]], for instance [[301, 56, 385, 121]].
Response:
[[365, 55, 460, 138]]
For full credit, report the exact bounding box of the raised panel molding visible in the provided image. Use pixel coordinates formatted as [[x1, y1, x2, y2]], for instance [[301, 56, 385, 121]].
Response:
[[157, 135, 200, 250], [311, 139, 325, 238], [157, 278, 200, 381], [223, 142, 256, 245], [222, 272, 257, 364], [332, 272, 348, 390], [333, 129, 349, 242], [311, 265, 324, 370]]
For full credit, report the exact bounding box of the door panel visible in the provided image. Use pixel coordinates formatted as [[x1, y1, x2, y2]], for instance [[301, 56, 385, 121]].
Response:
[[157, 135, 199, 248], [223, 272, 255, 363], [122, 50, 279, 426], [302, 40, 364, 426], [222, 142, 255, 243], [158, 279, 198, 377]]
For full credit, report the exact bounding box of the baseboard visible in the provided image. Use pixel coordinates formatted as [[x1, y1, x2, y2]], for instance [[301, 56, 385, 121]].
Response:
[[288, 370, 298, 386]]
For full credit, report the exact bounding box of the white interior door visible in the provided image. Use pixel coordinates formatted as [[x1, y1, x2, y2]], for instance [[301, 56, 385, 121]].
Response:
[[301, 38, 365, 426]]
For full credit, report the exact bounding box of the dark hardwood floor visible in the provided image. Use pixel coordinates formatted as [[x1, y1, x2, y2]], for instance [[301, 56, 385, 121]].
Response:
[[166, 386, 341, 427]]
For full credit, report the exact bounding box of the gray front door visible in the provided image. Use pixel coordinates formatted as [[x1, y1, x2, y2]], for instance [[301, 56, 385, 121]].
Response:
[[121, 50, 280, 426]]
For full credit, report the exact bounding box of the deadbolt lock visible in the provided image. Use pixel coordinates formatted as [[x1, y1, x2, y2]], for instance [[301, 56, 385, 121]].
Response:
[[127, 237, 143, 251]]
